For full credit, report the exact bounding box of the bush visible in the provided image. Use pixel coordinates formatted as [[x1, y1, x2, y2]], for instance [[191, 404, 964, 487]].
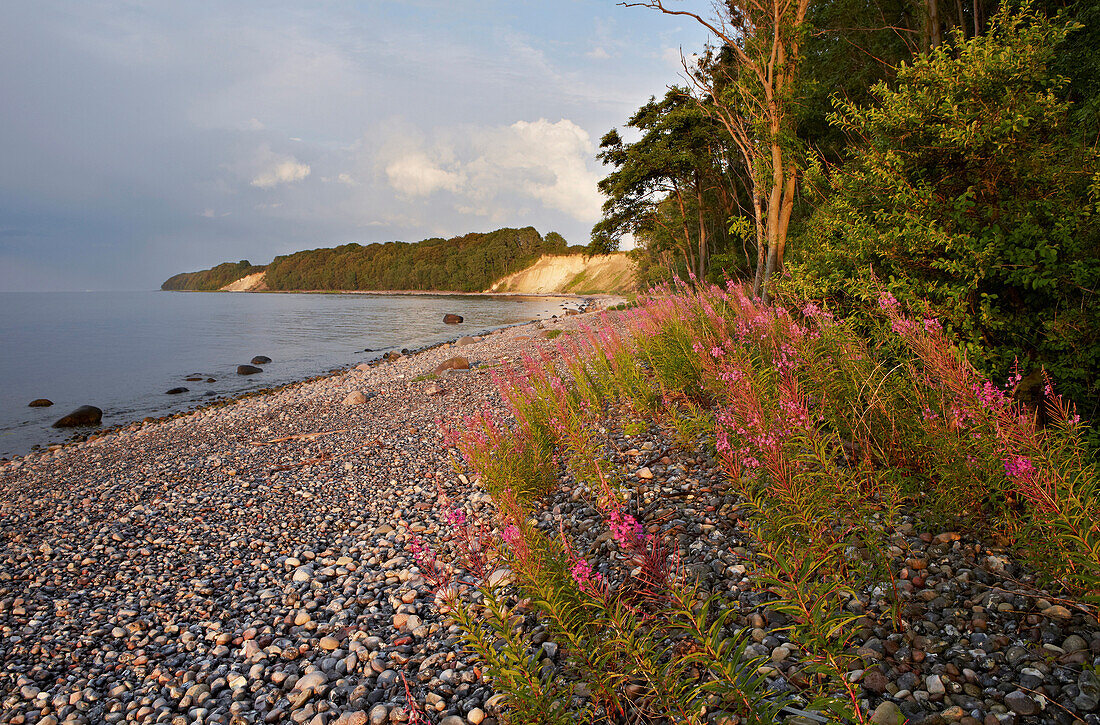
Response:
[[788, 4, 1100, 422]]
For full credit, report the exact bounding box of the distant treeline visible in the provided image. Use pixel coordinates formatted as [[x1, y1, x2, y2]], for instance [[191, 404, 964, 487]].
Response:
[[161, 228, 576, 292]]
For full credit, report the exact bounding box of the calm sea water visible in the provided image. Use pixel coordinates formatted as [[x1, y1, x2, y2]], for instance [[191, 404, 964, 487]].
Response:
[[0, 291, 572, 459]]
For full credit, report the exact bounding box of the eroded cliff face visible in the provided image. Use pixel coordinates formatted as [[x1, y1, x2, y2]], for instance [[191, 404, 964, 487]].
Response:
[[219, 271, 268, 291], [485, 253, 635, 294]]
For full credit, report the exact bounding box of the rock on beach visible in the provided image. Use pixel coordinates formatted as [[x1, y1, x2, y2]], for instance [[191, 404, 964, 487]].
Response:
[[28, 398, 53, 407], [432, 356, 469, 376], [237, 364, 263, 375]]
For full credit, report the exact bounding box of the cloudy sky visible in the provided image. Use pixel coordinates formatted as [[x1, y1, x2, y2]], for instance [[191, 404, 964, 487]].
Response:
[[0, 0, 712, 291]]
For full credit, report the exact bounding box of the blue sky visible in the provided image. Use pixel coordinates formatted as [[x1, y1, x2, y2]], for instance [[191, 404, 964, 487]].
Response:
[[0, 1, 712, 291]]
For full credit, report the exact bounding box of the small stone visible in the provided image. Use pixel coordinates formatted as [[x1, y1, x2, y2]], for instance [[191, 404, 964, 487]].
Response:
[[319, 636, 339, 651], [637, 467, 653, 479], [294, 672, 327, 692], [1004, 690, 1038, 716], [1041, 604, 1072, 619], [467, 707, 486, 724], [332, 713, 368, 725], [292, 566, 313, 583], [486, 568, 514, 588], [1063, 634, 1087, 652], [1077, 669, 1100, 711], [343, 391, 368, 405], [871, 701, 903, 725], [926, 674, 946, 696]]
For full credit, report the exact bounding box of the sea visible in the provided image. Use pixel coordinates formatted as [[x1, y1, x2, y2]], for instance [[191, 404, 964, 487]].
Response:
[[0, 291, 574, 459]]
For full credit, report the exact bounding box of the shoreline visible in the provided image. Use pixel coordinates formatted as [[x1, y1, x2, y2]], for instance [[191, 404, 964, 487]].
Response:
[[2, 293, 624, 464], [0, 310, 596, 724], [168, 288, 630, 304], [2, 306, 1097, 725]]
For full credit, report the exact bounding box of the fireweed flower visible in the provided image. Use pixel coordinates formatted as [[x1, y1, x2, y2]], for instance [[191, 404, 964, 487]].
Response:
[[448, 508, 467, 527], [878, 291, 899, 311], [501, 524, 522, 547], [570, 558, 604, 596], [609, 509, 646, 548], [1004, 455, 1037, 481]]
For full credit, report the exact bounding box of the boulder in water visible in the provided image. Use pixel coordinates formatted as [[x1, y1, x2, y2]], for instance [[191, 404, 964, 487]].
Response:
[[443, 313, 463, 324], [165, 387, 189, 395], [251, 355, 272, 365], [28, 399, 53, 408], [52, 405, 102, 428], [237, 364, 263, 375]]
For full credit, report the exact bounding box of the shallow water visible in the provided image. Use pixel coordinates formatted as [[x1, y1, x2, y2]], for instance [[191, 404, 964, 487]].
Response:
[[0, 291, 572, 458]]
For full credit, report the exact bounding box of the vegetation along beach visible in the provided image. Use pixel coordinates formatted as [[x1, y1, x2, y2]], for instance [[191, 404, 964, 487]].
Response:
[[2, 0, 1099, 724]]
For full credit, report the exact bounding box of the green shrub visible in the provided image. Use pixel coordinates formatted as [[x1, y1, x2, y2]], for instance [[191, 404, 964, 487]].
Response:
[[788, 4, 1100, 421]]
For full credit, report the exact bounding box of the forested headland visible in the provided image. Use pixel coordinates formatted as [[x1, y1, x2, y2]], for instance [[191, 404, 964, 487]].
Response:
[[161, 227, 578, 293]]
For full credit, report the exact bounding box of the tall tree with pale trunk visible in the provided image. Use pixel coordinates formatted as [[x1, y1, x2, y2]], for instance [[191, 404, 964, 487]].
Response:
[[625, 0, 813, 300]]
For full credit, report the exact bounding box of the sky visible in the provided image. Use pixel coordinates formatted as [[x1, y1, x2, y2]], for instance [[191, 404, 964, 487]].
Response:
[[0, 0, 713, 291]]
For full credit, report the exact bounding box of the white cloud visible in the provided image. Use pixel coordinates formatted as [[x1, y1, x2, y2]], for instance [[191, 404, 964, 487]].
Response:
[[586, 46, 611, 60], [252, 158, 311, 188], [382, 118, 602, 223], [385, 152, 464, 197]]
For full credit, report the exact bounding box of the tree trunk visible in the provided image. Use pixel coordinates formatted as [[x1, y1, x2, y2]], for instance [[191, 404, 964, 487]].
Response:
[[927, 0, 942, 48], [695, 174, 708, 281], [751, 192, 766, 298]]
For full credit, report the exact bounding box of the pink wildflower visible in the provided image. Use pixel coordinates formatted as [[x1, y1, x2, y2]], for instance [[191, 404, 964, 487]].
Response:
[[1003, 455, 1037, 481], [501, 524, 522, 547], [570, 558, 605, 596], [878, 291, 899, 311], [609, 509, 646, 548]]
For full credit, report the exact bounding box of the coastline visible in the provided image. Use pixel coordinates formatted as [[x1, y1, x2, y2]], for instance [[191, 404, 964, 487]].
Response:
[[2, 293, 623, 462], [2, 305, 1096, 725], [0, 310, 594, 724]]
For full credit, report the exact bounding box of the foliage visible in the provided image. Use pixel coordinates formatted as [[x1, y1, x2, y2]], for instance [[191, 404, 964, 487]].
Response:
[[434, 282, 1098, 724], [589, 88, 750, 284], [789, 5, 1100, 420], [161, 227, 570, 293], [160, 260, 264, 291]]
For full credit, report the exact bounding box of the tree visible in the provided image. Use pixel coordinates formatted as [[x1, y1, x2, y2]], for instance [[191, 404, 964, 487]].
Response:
[[627, 0, 814, 300], [591, 88, 749, 282], [789, 5, 1100, 418]]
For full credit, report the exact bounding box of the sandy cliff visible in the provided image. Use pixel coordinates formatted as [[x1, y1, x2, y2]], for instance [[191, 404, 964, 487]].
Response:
[[220, 271, 268, 291], [485, 253, 635, 294]]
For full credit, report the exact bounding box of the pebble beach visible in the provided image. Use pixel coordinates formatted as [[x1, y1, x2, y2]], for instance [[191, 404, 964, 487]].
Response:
[[1, 311, 1098, 725]]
